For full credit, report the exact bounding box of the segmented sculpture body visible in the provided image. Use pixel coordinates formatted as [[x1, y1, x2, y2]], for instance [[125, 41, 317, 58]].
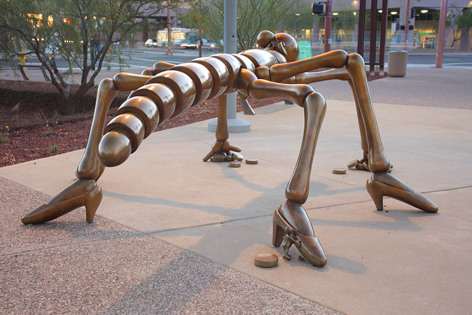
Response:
[[98, 49, 285, 167]]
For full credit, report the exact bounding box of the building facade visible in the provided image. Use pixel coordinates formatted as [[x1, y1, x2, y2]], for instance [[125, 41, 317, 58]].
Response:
[[309, 0, 472, 51]]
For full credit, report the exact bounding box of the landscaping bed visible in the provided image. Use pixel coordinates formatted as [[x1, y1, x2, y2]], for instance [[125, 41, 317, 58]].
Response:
[[0, 80, 280, 167]]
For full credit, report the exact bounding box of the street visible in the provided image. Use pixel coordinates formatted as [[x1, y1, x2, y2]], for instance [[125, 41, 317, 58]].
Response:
[[109, 48, 216, 69], [11, 47, 472, 71], [109, 48, 472, 69], [405, 52, 472, 68]]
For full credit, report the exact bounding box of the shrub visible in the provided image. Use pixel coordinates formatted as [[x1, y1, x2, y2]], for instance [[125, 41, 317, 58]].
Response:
[[49, 144, 59, 153]]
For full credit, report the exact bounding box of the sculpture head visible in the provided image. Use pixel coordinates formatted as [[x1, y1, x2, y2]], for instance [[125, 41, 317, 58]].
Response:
[[257, 31, 299, 62]]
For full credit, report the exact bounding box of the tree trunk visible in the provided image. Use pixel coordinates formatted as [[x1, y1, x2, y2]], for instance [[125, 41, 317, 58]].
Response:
[[63, 94, 77, 115], [460, 27, 470, 51]]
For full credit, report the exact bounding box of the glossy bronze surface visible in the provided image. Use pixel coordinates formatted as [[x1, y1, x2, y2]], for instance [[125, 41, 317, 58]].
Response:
[[116, 97, 160, 138], [231, 54, 255, 72], [192, 57, 229, 98], [212, 54, 241, 93], [21, 179, 102, 224], [240, 49, 278, 68], [22, 31, 438, 268], [254, 253, 279, 268], [146, 70, 196, 117], [130, 84, 177, 123], [104, 113, 144, 152], [98, 131, 132, 167], [170, 63, 213, 105]]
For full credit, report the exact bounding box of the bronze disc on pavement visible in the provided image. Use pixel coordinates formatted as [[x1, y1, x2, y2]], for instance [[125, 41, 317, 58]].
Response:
[[245, 158, 258, 165], [211, 154, 226, 162], [347, 159, 358, 169], [229, 161, 241, 168], [232, 152, 243, 161], [254, 253, 279, 268], [332, 168, 347, 175]]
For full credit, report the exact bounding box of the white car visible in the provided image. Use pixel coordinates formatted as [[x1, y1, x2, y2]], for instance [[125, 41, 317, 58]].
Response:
[[144, 39, 158, 47]]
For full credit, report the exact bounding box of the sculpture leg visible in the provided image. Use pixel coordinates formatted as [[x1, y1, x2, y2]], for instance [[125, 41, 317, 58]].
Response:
[[345, 54, 437, 212], [22, 74, 152, 224], [247, 79, 327, 266], [275, 92, 327, 267], [203, 94, 242, 162], [286, 67, 388, 172], [289, 68, 369, 167], [348, 79, 369, 170], [345, 54, 390, 173], [274, 52, 436, 212]]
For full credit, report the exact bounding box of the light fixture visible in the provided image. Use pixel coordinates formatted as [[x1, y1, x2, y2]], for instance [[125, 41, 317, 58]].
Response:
[[295, 13, 301, 16], [378, 10, 383, 13], [332, 12, 339, 16], [391, 11, 398, 15], [353, 12, 357, 15], [47, 15, 53, 26], [420, 9, 428, 14]]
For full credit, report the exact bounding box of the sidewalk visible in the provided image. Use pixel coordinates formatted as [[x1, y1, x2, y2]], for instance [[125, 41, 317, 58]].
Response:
[[1, 66, 471, 314]]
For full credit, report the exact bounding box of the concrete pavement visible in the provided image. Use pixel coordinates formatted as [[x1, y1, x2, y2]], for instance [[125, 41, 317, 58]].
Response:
[[1, 65, 471, 314]]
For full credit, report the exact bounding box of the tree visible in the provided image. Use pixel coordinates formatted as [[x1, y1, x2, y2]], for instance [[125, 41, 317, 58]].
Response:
[[447, 6, 466, 47], [0, 0, 168, 114], [457, 8, 472, 29], [180, 0, 218, 54], [237, 0, 296, 50], [182, 0, 224, 51], [448, 8, 472, 49], [184, 0, 302, 52], [283, 2, 318, 41], [456, 8, 472, 49]]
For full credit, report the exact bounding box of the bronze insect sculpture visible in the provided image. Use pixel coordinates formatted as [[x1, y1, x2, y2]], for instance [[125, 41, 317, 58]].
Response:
[[22, 31, 438, 267]]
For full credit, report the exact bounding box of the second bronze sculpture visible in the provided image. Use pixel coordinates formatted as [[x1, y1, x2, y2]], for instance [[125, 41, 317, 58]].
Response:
[[22, 31, 438, 267]]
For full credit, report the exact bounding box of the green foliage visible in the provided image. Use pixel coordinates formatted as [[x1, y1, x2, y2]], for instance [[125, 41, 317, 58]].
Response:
[[43, 130, 54, 137], [0, 135, 8, 143], [183, 0, 224, 51], [237, 0, 299, 50], [283, 3, 319, 33], [49, 144, 59, 153], [0, 0, 168, 114], [446, 7, 472, 47], [185, 0, 304, 52], [457, 9, 472, 29]]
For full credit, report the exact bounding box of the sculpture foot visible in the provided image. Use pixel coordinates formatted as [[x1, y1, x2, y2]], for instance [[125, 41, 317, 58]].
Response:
[[22, 179, 102, 224], [348, 158, 392, 173], [272, 201, 327, 267], [203, 140, 242, 162], [366, 172, 438, 213]]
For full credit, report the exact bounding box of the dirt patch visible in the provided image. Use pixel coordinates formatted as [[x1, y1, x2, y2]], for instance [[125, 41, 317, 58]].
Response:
[[0, 80, 281, 167]]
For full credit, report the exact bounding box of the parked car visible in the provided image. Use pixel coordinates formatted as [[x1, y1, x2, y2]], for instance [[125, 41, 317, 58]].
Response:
[[196, 38, 217, 51], [144, 39, 158, 47], [178, 39, 197, 49]]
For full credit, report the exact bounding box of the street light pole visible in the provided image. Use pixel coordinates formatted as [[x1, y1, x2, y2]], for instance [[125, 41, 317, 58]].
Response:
[[208, 0, 250, 133], [167, 1, 173, 55], [435, 0, 448, 68], [357, 0, 366, 56], [404, 0, 411, 50], [324, 0, 332, 52]]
